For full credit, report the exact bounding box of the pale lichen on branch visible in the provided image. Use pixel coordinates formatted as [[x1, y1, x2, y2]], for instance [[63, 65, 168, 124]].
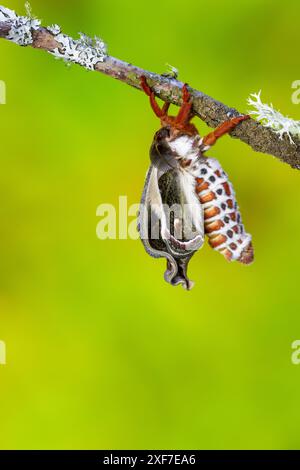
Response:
[[248, 91, 300, 145], [0, 4, 107, 69], [48, 31, 107, 70], [0, 4, 299, 169], [0, 4, 40, 45]]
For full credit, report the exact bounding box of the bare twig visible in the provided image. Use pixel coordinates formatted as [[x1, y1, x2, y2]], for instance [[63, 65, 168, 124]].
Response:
[[0, 6, 299, 169]]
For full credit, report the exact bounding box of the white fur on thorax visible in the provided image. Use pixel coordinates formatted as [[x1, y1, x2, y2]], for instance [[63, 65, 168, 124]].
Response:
[[169, 135, 198, 159]]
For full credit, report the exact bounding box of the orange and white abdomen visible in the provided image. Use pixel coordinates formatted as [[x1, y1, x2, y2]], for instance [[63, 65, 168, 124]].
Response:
[[195, 158, 254, 264]]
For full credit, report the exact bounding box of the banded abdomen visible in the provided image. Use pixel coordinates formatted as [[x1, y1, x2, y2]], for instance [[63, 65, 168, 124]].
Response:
[[195, 158, 254, 264]]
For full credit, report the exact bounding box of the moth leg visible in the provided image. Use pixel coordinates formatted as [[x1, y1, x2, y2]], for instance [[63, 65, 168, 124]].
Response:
[[202, 115, 251, 148], [175, 84, 193, 125], [140, 75, 168, 118], [162, 101, 170, 115]]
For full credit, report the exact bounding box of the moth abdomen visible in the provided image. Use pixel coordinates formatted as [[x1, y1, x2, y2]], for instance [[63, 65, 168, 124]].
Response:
[[195, 158, 254, 265]]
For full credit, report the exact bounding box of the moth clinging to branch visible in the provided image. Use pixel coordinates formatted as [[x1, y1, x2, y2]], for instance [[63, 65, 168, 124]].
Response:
[[138, 77, 253, 290]]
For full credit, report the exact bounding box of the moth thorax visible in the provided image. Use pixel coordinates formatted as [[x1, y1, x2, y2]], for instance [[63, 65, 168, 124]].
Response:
[[169, 135, 198, 159]]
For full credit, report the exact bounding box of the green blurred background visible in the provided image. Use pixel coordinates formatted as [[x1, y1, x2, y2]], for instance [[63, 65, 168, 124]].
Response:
[[0, 0, 300, 450]]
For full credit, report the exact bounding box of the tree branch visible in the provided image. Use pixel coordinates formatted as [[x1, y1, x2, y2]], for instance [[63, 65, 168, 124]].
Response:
[[0, 6, 299, 169]]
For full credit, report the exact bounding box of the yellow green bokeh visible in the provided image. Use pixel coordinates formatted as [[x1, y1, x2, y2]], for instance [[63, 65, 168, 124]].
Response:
[[0, 0, 300, 449]]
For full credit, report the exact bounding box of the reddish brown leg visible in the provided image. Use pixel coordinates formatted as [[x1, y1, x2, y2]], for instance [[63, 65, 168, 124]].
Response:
[[175, 84, 193, 125], [140, 76, 168, 118], [162, 101, 170, 114], [203, 115, 251, 147]]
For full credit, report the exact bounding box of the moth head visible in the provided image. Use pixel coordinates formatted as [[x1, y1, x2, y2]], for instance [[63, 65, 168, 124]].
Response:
[[160, 115, 199, 139], [150, 125, 200, 171]]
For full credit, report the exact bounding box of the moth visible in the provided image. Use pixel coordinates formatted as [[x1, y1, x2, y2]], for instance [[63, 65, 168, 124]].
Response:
[[138, 76, 253, 290]]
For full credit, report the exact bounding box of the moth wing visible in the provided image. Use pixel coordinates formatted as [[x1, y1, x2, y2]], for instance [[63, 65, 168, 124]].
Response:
[[138, 164, 204, 290]]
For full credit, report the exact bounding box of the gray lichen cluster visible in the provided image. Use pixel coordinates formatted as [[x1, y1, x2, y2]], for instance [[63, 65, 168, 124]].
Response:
[[0, 4, 107, 70], [0, 5, 40, 46], [49, 31, 107, 70]]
